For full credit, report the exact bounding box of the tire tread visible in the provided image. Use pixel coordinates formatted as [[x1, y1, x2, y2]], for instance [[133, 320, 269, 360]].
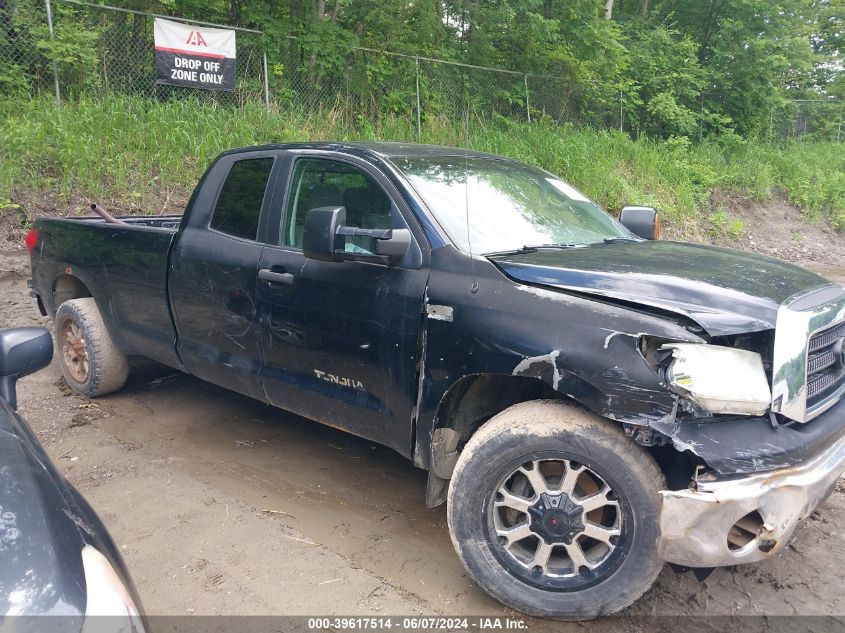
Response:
[[55, 298, 129, 397]]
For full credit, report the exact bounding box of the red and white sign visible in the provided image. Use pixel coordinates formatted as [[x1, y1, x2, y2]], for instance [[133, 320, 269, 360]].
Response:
[[154, 18, 236, 91]]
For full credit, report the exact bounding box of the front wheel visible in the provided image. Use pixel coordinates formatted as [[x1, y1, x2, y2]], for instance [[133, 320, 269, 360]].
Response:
[[447, 400, 665, 619]]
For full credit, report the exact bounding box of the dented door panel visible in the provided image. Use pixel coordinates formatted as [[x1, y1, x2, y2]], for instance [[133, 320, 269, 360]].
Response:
[[170, 228, 266, 402]]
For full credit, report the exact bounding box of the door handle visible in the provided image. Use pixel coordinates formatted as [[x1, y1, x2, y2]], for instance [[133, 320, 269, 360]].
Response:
[[258, 269, 295, 285]]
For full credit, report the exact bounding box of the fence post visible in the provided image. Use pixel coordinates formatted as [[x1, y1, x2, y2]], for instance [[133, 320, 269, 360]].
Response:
[[415, 57, 422, 142], [262, 51, 270, 112], [524, 74, 531, 123], [44, 0, 61, 107], [619, 87, 623, 132], [699, 94, 704, 142]]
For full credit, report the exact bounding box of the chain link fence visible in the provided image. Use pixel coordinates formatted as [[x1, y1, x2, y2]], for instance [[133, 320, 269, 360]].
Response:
[[264, 41, 585, 132], [0, 0, 600, 135], [0, 0, 266, 106], [770, 99, 845, 142], [1, 0, 843, 141]]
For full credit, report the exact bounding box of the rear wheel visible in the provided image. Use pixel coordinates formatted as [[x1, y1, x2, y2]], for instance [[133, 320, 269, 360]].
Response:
[[447, 400, 665, 619], [55, 298, 129, 397]]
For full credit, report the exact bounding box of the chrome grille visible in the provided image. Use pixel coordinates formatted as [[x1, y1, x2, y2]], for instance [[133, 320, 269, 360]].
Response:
[[808, 349, 837, 374], [806, 320, 845, 407], [809, 321, 845, 352], [808, 368, 839, 398], [771, 286, 845, 422]]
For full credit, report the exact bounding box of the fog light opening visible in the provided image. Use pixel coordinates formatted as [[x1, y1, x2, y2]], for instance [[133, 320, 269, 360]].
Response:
[[727, 510, 765, 552]]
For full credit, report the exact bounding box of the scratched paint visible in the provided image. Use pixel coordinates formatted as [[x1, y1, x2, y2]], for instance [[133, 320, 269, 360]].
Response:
[[512, 350, 562, 390]]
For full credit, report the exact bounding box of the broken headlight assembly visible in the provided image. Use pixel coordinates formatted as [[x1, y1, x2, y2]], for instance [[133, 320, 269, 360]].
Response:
[[659, 343, 772, 416]]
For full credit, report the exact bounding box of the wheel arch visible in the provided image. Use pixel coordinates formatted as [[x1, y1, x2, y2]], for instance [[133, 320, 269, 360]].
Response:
[[49, 271, 128, 358], [51, 273, 93, 315], [422, 373, 563, 507]]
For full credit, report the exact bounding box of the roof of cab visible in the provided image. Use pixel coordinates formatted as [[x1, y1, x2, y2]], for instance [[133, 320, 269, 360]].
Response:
[[221, 141, 501, 161], [344, 142, 502, 159]]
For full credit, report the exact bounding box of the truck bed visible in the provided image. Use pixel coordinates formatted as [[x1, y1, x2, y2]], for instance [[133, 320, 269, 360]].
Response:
[[30, 214, 183, 370]]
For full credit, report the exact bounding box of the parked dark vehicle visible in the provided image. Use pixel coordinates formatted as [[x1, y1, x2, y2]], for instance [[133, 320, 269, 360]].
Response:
[[27, 142, 845, 618], [0, 327, 144, 630]]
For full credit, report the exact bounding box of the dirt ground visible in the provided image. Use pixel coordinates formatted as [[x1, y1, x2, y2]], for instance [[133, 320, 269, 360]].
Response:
[[2, 227, 845, 627], [704, 192, 845, 269]]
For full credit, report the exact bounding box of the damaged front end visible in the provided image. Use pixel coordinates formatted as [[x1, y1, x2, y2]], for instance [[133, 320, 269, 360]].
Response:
[[638, 285, 845, 568], [660, 429, 845, 567], [427, 246, 845, 565]]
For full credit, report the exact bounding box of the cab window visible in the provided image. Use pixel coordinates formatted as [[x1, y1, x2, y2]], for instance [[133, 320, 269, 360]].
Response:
[[283, 158, 392, 254], [210, 157, 274, 240]]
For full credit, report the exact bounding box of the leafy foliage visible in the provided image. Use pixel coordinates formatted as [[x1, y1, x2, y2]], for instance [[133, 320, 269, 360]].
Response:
[[621, 24, 706, 137], [3, 0, 842, 138]]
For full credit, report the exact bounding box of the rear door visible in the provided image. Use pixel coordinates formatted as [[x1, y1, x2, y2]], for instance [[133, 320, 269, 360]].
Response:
[[169, 150, 281, 402], [256, 152, 430, 455]]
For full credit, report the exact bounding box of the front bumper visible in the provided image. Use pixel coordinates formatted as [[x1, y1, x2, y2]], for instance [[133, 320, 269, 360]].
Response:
[[659, 431, 845, 568], [651, 390, 845, 476]]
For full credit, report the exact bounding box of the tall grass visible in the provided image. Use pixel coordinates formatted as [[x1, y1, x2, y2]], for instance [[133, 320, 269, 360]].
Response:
[[1, 95, 843, 232]]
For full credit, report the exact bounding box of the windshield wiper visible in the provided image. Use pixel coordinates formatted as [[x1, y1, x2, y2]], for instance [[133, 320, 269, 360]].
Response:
[[602, 237, 641, 244], [485, 243, 580, 256]]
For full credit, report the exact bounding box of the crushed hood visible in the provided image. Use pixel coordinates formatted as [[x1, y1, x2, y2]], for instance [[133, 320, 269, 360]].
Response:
[[489, 241, 835, 336]]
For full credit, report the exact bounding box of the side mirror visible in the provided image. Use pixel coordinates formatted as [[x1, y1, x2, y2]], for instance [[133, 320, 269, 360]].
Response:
[[303, 206, 346, 262], [620, 205, 660, 240], [0, 327, 53, 409], [302, 206, 411, 264]]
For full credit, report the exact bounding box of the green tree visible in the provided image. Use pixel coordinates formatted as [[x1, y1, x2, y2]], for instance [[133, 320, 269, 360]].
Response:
[[621, 23, 706, 137]]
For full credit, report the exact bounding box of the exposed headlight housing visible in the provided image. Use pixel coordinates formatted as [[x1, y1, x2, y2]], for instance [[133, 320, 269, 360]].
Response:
[[81, 545, 144, 633], [661, 343, 771, 416]]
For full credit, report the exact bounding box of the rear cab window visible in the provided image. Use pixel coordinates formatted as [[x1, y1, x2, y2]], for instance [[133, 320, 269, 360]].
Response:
[[210, 157, 274, 240]]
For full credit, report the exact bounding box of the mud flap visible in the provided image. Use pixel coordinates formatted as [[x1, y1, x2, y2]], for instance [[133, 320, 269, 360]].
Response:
[[425, 471, 449, 508]]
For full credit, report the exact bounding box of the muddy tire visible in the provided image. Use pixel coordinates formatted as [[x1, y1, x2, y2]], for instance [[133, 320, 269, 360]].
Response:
[[55, 298, 129, 397], [447, 400, 665, 619]]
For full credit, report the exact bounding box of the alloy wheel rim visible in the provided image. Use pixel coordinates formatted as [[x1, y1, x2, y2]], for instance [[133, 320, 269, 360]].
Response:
[[491, 458, 622, 580], [60, 319, 89, 383]]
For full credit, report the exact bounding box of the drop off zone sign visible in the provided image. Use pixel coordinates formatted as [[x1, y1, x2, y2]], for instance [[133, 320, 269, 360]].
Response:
[[154, 18, 236, 91]]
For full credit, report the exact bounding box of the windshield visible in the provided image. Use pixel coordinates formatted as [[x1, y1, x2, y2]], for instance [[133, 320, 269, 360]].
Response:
[[394, 155, 634, 254]]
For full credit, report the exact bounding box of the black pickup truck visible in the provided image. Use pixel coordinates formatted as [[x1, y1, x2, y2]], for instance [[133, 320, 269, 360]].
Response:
[[27, 142, 845, 618]]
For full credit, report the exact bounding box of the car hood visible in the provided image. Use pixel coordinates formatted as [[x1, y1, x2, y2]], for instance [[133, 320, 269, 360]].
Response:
[[488, 240, 835, 336], [0, 402, 87, 618]]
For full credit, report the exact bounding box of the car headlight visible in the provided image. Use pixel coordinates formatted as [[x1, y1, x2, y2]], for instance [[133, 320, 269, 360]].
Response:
[[80, 545, 144, 633], [661, 343, 771, 416]]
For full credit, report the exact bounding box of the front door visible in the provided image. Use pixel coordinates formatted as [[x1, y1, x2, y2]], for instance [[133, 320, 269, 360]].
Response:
[[256, 155, 429, 455]]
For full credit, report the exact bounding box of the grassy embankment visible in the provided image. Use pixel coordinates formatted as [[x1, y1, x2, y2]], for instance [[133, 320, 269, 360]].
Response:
[[1, 95, 843, 239]]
